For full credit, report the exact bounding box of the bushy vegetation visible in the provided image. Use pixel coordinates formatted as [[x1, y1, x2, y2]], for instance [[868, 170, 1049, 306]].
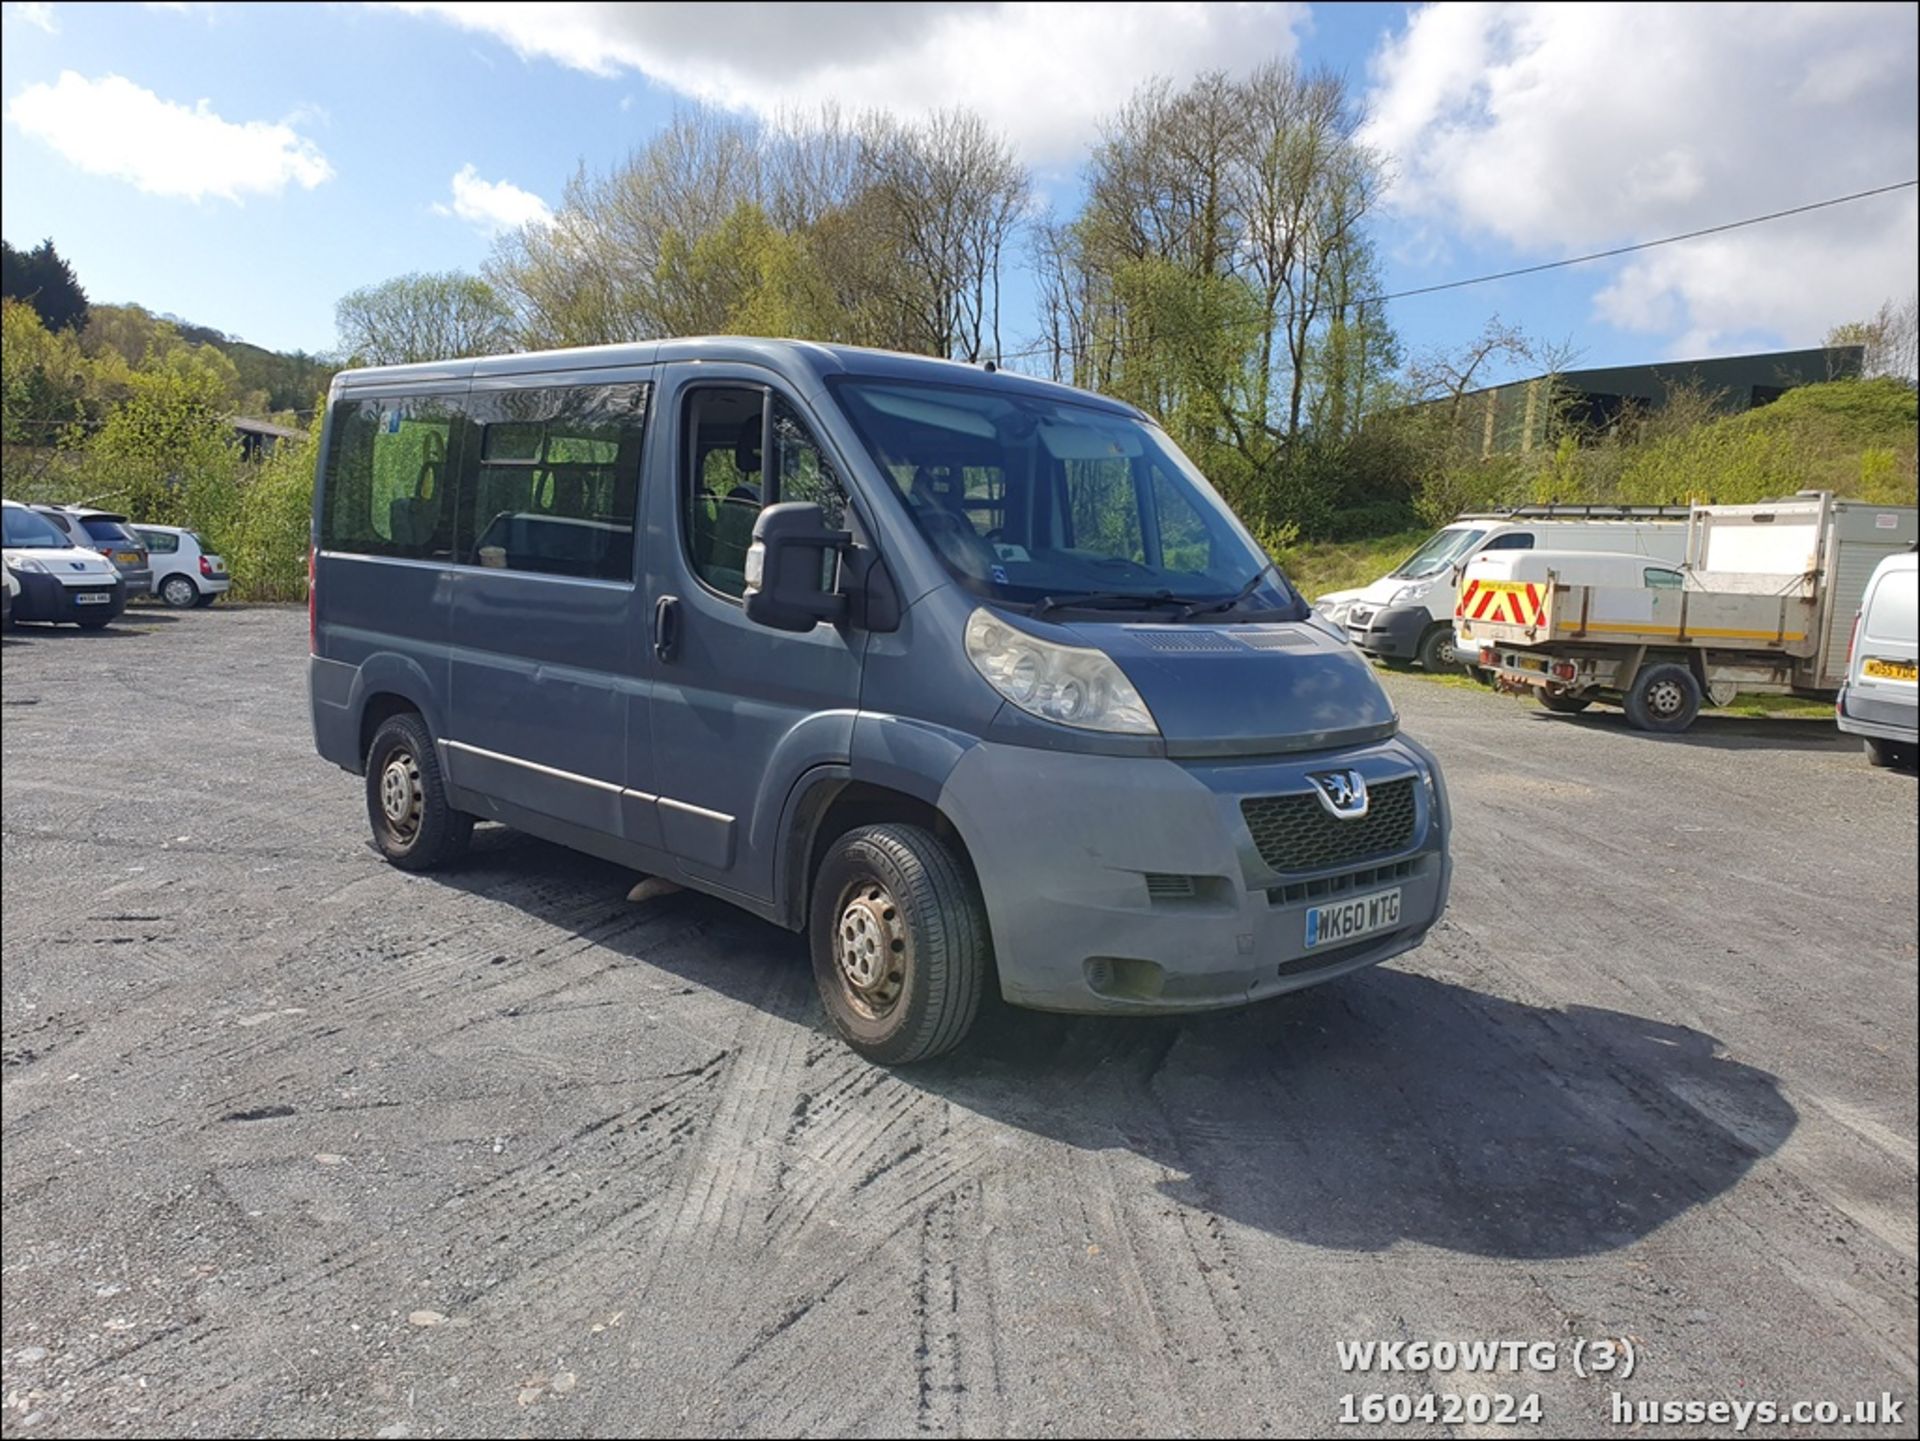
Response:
[[2, 293, 326, 600]]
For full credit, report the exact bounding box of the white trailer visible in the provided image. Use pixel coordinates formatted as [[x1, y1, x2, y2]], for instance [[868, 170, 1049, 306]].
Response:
[[1456, 492, 1918, 731]]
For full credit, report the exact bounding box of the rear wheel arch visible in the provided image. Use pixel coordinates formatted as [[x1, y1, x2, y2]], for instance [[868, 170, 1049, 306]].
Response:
[[357, 692, 425, 771]]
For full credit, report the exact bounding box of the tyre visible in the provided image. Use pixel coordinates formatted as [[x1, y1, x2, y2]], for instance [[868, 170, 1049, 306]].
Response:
[[1863, 738, 1913, 769], [159, 574, 199, 609], [1624, 662, 1702, 733], [809, 823, 989, 1065], [1538, 690, 1592, 714], [364, 711, 472, 871], [1416, 625, 1464, 674]]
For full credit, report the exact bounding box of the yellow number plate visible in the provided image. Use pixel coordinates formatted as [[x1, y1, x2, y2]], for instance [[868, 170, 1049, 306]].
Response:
[[1863, 658, 1917, 681]]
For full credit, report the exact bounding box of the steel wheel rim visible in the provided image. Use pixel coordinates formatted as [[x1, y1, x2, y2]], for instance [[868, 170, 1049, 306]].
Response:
[[834, 880, 908, 1018], [1647, 679, 1685, 716], [379, 750, 423, 841], [1435, 636, 1458, 667]]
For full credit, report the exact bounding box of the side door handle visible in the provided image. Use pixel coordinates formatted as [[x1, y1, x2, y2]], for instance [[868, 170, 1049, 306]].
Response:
[[653, 594, 681, 663]]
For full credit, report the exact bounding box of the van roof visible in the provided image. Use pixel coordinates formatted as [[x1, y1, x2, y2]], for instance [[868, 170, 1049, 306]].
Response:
[[331, 337, 1144, 419]]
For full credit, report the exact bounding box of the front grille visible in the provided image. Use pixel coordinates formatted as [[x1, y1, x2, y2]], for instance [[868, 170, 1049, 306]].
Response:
[[1267, 857, 1418, 907], [1241, 778, 1418, 874]]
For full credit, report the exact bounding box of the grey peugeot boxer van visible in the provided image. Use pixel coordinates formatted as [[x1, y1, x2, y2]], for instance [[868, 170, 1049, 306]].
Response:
[[308, 339, 1452, 1062]]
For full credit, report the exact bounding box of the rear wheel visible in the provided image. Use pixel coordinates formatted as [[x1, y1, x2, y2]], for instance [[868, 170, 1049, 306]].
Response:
[[1416, 625, 1464, 675], [810, 823, 989, 1065], [1538, 690, 1592, 714], [1624, 662, 1702, 733], [159, 574, 199, 609], [364, 711, 472, 870]]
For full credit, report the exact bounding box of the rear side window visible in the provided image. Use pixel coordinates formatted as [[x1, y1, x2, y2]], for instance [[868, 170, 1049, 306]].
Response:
[[461, 382, 649, 582], [139, 529, 180, 554], [321, 395, 461, 560]]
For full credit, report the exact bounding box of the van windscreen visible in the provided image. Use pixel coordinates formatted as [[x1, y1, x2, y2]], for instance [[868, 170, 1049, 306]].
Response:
[[831, 378, 1303, 619], [1390, 528, 1487, 579]]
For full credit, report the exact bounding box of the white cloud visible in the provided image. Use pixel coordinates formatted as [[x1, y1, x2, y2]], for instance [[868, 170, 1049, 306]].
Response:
[[382, 1, 1309, 165], [5, 71, 333, 201], [9, 2, 57, 31], [1362, 3, 1919, 352], [434, 163, 553, 233]]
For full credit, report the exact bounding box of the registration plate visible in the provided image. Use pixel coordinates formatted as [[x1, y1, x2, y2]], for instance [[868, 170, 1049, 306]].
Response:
[[1305, 887, 1402, 949], [1863, 658, 1917, 682], [73, 592, 111, 606]]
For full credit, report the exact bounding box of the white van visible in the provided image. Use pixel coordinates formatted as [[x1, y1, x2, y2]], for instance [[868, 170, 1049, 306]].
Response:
[[1317, 508, 1690, 672], [1837, 550, 1917, 768]]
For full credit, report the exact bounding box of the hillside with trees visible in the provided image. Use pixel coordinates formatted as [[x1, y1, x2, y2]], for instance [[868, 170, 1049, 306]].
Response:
[[1, 70, 1914, 602]]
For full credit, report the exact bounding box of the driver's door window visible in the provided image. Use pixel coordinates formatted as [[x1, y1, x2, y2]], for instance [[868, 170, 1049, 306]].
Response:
[[682, 386, 848, 598]]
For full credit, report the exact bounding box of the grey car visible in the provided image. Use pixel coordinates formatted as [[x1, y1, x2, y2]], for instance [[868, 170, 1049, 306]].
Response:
[[308, 339, 1453, 1063], [32, 505, 153, 597]]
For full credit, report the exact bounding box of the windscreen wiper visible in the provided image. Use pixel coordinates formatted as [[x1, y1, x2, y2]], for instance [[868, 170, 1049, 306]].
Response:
[[1030, 589, 1185, 620], [1177, 569, 1267, 621]]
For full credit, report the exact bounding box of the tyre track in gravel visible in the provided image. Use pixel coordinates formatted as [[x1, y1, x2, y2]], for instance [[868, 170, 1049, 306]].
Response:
[[5, 612, 1915, 1438]]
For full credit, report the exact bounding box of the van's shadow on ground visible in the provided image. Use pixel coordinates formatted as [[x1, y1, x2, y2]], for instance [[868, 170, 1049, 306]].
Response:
[[442, 828, 1796, 1262]]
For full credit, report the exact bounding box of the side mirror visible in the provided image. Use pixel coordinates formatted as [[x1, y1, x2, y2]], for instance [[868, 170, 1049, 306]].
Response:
[[743, 501, 851, 633]]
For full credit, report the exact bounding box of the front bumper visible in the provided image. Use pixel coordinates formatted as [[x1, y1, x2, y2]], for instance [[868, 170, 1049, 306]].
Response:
[[1837, 684, 1917, 743], [11, 570, 127, 623], [938, 736, 1451, 1014], [1347, 604, 1429, 659]]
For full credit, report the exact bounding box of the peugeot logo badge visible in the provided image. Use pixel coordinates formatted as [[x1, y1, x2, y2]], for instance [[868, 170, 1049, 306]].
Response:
[[1308, 768, 1369, 819]]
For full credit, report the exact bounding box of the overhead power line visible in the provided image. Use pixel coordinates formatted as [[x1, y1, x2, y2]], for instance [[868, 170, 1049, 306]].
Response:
[[1004, 178, 1919, 364]]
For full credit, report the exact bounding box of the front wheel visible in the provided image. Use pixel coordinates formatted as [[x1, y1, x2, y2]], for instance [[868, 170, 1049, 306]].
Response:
[[1624, 662, 1702, 733], [364, 712, 472, 870], [159, 574, 199, 609], [809, 824, 989, 1065], [1416, 625, 1464, 675]]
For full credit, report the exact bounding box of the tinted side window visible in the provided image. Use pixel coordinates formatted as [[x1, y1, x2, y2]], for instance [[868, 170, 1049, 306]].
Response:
[[460, 383, 648, 582], [683, 388, 849, 598], [320, 395, 461, 560], [1483, 531, 1534, 551], [1644, 567, 1683, 589]]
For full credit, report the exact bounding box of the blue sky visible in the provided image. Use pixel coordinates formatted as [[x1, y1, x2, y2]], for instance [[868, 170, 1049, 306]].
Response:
[[3, 1, 1915, 383]]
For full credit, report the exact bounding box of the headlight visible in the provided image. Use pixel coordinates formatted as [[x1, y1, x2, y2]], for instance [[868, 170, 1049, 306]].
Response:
[[1390, 583, 1431, 607], [964, 608, 1158, 735], [9, 556, 48, 574]]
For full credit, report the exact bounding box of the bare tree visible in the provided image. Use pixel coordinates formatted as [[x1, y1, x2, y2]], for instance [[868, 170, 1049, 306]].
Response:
[[333, 271, 513, 366], [1829, 294, 1919, 382], [861, 110, 1028, 361]]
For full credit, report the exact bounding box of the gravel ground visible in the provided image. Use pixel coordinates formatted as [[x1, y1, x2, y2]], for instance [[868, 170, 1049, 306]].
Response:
[[3, 607, 1915, 1438]]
